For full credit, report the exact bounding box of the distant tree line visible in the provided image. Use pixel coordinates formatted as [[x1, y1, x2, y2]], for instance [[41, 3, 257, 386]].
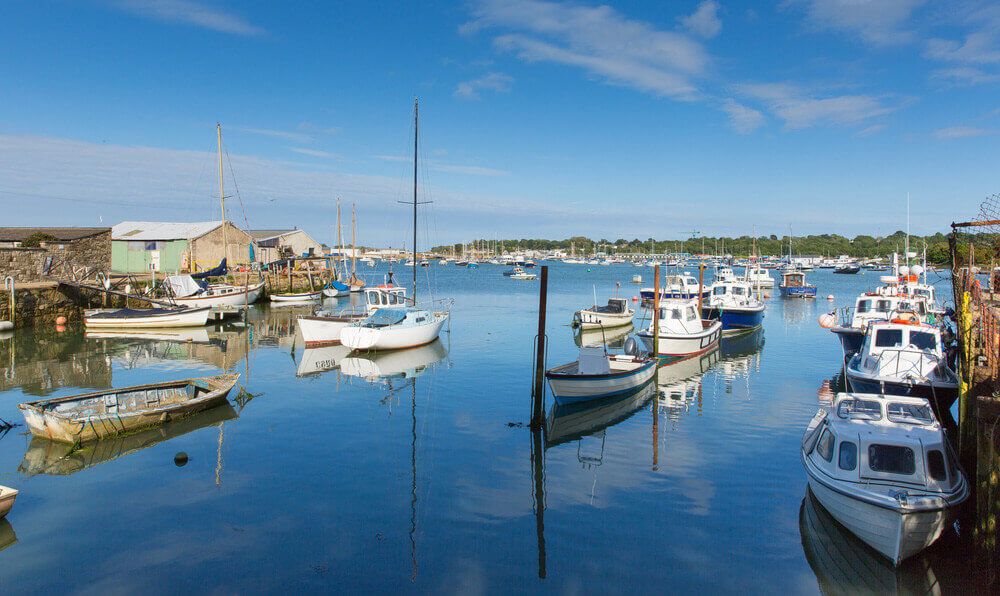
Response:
[[433, 231, 972, 264]]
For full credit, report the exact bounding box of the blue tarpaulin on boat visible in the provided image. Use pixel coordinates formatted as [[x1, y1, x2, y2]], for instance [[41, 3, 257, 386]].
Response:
[[327, 280, 349, 292], [362, 309, 408, 328], [192, 259, 227, 279]]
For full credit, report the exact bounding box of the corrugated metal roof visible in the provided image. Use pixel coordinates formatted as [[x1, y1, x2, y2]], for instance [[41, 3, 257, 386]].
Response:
[[111, 221, 224, 241], [0, 227, 110, 241], [249, 229, 297, 240]]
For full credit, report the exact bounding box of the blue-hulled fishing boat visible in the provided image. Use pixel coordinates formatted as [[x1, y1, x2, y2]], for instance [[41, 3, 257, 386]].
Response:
[[701, 280, 765, 333], [779, 271, 817, 298]]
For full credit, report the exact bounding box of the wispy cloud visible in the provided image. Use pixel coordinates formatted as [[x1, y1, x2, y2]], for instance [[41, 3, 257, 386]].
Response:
[[736, 82, 895, 129], [926, 32, 1000, 64], [720, 100, 765, 134], [454, 72, 514, 100], [932, 125, 994, 139], [931, 66, 1000, 85], [465, 0, 709, 101], [789, 0, 925, 46], [374, 154, 508, 177], [855, 123, 887, 137], [111, 0, 264, 36], [232, 126, 314, 143], [681, 1, 722, 39], [289, 147, 339, 159]]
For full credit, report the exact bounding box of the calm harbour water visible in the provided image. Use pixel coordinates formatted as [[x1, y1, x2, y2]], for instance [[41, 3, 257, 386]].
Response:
[[0, 263, 989, 593]]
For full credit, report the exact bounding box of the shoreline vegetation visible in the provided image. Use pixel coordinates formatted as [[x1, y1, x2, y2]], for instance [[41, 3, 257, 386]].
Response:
[[432, 230, 987, 264]]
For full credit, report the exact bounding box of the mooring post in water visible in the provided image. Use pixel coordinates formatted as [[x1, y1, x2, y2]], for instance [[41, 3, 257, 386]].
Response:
[[531, 265, 548, 430], [653, 265, 660, 357]]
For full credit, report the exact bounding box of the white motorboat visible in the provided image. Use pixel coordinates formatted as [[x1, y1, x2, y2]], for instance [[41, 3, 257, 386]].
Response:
[[510, 267, 536, 280], [296, 286, 408, 347], [845, 321, 959, 417], [631, 274, 642, 284], [165, 274, 264, 308], [269, 290, 322, 303], [640, 274, 709, 302], [714, 266, 737, 283], [572, 297, 634, 330], [829, 288, 936, 356], [545, 345, 657, 405], [84, 306, 211, 329], [702, 280, 765, 334], [339, 307, 449, 351], [746, 266, 775, 289], [801, 392, 968, 565], [637, 298, 722, 357]]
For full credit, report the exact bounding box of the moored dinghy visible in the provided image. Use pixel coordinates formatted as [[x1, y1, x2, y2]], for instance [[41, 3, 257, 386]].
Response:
[[545, 344, 657, 405], [0, 486, 16, 519], [18, 374, 240, 443], [270, 290, 322, 303], [572, 297, 635, 330], [84, 306, 211, 329]]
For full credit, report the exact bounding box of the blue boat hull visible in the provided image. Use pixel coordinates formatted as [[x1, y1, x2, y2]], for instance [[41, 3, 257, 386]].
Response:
[[780, 285, 817, 298], [830, 326, 863, 356], [701, 305, 765, 331], [844, 371, 959, 416]]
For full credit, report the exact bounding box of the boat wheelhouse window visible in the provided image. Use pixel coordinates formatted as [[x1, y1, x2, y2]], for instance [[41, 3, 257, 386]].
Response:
[[886, 402, 934, 425], [868, 444, 915, 475], [875, 300, 893, 313], [874, 329, 903, 347], [857, 299, 872, 313], [685, 307, 698, 321], [837, 398, 882, 420], [909, 331, 937, 351], [713, 286, 727, 296], [927, 450, 947, 481], [733, 286, 746, 296], [817, 429, 835, 462], [838, 441, 858, 471]]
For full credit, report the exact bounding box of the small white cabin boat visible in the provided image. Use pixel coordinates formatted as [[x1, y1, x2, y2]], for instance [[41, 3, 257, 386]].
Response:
[[746, 266, 775, 289], [296, 286, 408, 347], [637, 298, 722, 357], [801, 392, 968, 565], [510, 267, 536, 280], [572, 297, 634, 330], [165, 275, 264, 308], [339, 307, 449, 351], [545, 346, 657, 405]]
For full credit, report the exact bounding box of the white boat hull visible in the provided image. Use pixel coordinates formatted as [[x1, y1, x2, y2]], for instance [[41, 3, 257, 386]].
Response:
[[84, 308, 211, 329], [323, 288, 350, 298], [806, 475, 951, 565], [547, 362, 656, 404], [173, 282, 264, 308], [638, 321, 721, 357], [340, 313, 448, 351], [297, 315, 363, 347], [270, 292, 322, 302], [574, 310, 634, 330]]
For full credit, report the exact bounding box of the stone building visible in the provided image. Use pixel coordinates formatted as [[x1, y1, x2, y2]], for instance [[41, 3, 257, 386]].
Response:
[[250, 228, 323, 264], [0, 227, 111, 282], [111, 221, 255, 273]]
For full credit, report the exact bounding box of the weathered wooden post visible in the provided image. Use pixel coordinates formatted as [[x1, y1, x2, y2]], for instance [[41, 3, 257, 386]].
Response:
[[652, 265, 660, 357], [531, 265, 549, 430]]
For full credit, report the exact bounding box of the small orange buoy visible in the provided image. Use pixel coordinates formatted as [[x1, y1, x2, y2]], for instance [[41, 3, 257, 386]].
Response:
[[631, 296, 639, 302], [826, 295, 835, 301], [55, 315, 67, 325], [55, 324, 66, 333]]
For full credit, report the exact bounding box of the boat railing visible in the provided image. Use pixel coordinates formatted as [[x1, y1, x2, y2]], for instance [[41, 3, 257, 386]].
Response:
[[871, 348, 946, 381], [839, 306, 855, 326]]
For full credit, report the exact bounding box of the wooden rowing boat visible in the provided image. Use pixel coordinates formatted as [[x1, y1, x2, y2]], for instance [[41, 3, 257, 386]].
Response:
[[84, 306, 211, 329], [0, 486, 17, 519], [18, 374, 240, 443]]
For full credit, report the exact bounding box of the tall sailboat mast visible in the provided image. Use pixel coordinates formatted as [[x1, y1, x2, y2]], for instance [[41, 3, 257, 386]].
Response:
[[412, 97, 419, 302], [217, 123, 229, 267]]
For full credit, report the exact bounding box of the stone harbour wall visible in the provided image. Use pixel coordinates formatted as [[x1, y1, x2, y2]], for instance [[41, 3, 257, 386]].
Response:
[[0, 230, 112, 283]]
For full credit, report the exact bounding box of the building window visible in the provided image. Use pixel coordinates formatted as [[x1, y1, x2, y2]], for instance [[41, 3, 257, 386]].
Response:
[[128, 240, 145, 251], [145, 241, 158, 251]]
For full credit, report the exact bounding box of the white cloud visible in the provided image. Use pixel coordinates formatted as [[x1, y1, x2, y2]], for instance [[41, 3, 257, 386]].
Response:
[[855, 123, 887, 137], [374, 154, 508, 177], [930, 66, 1000, 85], [232, 126, 314, 143], [681, 1, 722, 39], [112, 0, 264, 36], [454, 72, 514, 100], [792, 0, 924, 46], [926, 32, 1000, 64], [289, 147, 340, 159], [737, 82, 895, 129], [720, 100, 765, 133], [466, 0, 709, 101], [932, 126, 994, 139]]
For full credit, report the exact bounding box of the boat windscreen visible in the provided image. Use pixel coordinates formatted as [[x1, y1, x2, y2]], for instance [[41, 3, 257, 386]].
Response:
[[362, 309, 408, 328], [837, 398, 882, 421], [886, 402, 934, 425], [908, 331, 937, 351]]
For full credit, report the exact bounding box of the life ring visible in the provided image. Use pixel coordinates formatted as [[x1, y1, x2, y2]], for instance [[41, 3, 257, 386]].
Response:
[[891, 314, 918, 324]]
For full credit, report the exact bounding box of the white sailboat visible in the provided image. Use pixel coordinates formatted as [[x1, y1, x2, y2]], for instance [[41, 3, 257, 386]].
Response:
[[340, 98, 451, 351]]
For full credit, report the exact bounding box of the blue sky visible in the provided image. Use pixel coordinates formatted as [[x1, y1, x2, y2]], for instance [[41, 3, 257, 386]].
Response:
[[1, 0, 998, 248]]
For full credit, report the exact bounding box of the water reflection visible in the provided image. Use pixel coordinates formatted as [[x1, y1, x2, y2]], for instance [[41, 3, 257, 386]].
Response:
[[88, 327, 250, 371], [0, 519, 16, 553], [340, 340, 449, 382], [657, 349, 720, 423], [717, 329, 765, 395], [573, 323, 634, 349], [800, 487, 951, 594], [296, 344, 352, 377], [545, 383, 656, 447], [18, 403, 238, 476], [0, 329, 112, 396]]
